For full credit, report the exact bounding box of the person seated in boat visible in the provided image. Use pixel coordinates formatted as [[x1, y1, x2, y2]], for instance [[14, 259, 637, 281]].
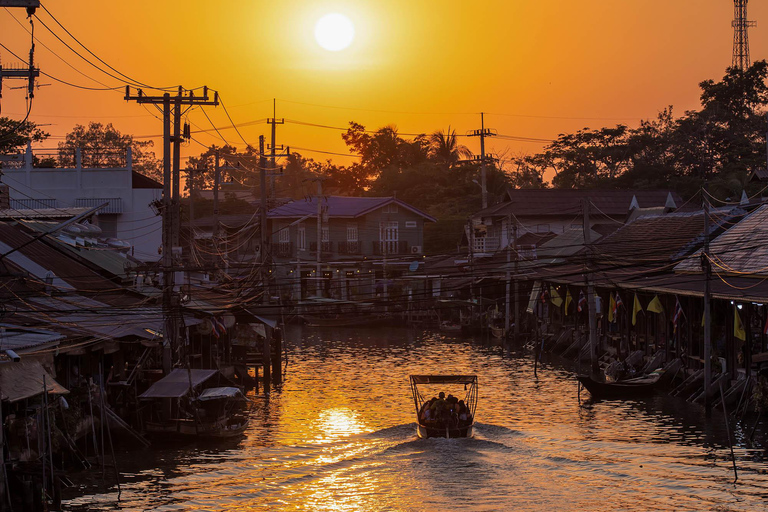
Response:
[[420, 398, 436, 423], [430, 392, 448, 426], [457, 400, 468, 424]]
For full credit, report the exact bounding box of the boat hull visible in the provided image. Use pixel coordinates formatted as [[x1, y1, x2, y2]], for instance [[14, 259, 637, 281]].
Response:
[[417, 422, 473, 439], [577, 374, 660, 399]]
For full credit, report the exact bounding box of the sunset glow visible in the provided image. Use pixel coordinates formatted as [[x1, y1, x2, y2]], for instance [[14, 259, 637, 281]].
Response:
[[314, 13, 355, 52]]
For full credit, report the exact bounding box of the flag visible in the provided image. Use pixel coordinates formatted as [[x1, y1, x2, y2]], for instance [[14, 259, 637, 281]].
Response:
[[647, 295, 664, 314], [577, 290, 587, 312], [565, 288, 573, 316], [734, 306, 746, 341], [215, 316, 227, 335], [632, 293, 643, 326], [210, 318, 220, 339], [673, 296, 685, 332], [550, 285, 563, 308], [608, 293, 616, 323], [614, 292, 623, 315]]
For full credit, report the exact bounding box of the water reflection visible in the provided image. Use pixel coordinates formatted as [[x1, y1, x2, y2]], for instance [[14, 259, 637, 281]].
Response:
[[63, 327, 768, 511]]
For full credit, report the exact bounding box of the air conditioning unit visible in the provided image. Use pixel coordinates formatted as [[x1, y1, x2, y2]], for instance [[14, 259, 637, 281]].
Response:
[[411, 245, 422, 254]]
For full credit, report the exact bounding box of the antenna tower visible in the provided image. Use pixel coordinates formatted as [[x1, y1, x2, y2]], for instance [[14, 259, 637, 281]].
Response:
[[732, 0, 756, 71]]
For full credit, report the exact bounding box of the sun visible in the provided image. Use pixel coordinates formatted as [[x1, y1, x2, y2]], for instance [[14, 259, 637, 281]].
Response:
[[314, 13, 355, 52]]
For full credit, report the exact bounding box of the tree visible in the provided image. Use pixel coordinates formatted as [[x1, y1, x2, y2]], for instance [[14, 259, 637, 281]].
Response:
[[57, 122, 161, 181], [0, 117, 48, 155], [427, 127, 472, 169]]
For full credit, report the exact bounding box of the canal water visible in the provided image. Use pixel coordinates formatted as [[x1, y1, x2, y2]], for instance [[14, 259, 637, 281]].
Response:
[[64, 327, 768, 511]]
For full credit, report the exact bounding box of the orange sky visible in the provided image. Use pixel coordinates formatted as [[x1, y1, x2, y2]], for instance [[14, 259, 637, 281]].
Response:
[[1, 1, 765, 180]]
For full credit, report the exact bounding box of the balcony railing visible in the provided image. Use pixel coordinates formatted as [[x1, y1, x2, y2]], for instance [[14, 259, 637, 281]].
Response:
[[372, 240, 409, 255], [338, 240, 361, 254], [275, 241, 293, 257], [309, 241, 333, 253], [473, 236, 500, 254]]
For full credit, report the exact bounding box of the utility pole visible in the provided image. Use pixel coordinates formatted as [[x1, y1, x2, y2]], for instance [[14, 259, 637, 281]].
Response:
[[505, 214, 512, 337], [0, 1, 40, 112], [513, 223, 520, 343], [315, 178, 324, 296], [267, 99, 284, 201], [704, 191, 713, 411], [467, 113, 496, 209], [581, 198, 598, 374], [213, 149, 221, 269], [125, 86, 218, 373]]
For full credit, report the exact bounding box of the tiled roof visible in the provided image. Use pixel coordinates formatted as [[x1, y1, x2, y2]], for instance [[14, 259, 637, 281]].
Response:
[[267, 196, 436, 222], [476, 189, 682, 218]]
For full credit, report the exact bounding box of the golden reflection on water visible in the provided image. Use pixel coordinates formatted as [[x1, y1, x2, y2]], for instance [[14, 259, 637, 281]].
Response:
[[312, 407, 368, 444]]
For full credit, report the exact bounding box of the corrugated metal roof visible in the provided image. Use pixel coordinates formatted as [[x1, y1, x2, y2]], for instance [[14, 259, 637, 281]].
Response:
[[0, 324, 64, 352], [676, 204, 768, 276], [139, 369, 219, 399], [268, 196, 436, 222], [476, 189, 682, 218], [0, 207, 91, 219], [0, 360, 68, 402]]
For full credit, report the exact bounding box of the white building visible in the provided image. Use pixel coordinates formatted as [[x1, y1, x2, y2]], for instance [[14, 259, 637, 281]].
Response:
[[1, 144, 163, 261]]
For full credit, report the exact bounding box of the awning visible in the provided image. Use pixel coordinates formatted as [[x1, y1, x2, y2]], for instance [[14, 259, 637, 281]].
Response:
[[409, 375, 477, 385], [139, 369, 219, 399], [0, 360, 68, 402], [197, 387, 243, 401]]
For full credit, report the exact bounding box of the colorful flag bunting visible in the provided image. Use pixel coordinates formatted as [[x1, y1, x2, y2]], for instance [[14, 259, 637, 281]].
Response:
[[550, 285, 563, 308], [647, 295, 664, 314], [632, 293, 643, 326], [734, 306, 746, 341], [608, 293, 616, 323], [577, 290, 587, 312]]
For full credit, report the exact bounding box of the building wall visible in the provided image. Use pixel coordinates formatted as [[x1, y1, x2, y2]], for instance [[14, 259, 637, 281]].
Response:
[[1, 148, 162, 262], [270, 205, 427, 260]]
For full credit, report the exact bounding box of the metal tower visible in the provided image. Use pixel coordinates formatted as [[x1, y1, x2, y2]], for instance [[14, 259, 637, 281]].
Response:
[[732, 0, 756, 71]]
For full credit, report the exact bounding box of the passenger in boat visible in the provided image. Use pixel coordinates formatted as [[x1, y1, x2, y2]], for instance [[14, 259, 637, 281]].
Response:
[[457, 400, 469, 425]]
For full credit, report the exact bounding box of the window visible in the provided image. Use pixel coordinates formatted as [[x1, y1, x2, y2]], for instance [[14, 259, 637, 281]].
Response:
[[321, 226, 329, 242], [279, 227, 290, 243], [298, 225, 306, 250], [379, 221, 399, 254], [346, 223, 358, 241], [405, 221, 417, 228]]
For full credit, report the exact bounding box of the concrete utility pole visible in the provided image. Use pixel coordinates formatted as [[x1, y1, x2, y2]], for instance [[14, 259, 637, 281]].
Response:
[[267, 99, 284, 200], [316, 178, 324, 296], [513, 223, 520, 343], [704, 192, 713, 410], [124, 86, 218, 373], [505, 214, 512, 337], [468, 113, 496, 210], [581, 198, 599, 374], [213, 149, 221, 268], [0, 1, 40, 112]]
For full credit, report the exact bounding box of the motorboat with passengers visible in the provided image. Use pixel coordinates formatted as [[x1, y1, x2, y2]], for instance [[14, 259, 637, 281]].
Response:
[[409, 374, 477, 438]]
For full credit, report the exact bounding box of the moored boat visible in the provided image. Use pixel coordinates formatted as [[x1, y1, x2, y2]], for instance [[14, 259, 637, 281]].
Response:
[[577, 371, 662, 399], [409, 374, 477, 439]]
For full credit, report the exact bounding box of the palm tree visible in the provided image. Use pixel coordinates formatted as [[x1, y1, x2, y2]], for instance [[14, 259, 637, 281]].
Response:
[[428, 127, 472, 169]]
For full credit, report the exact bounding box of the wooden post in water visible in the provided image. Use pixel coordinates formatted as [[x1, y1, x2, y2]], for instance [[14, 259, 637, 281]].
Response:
[[263, 327, 272, 393], [719, 382, 738, 482], [271, 327, 283, 385]]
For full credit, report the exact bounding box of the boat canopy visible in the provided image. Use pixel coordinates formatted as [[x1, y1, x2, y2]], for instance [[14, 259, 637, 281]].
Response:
[[197, 387, 243, 401], [139, 369, 219, 399], [410, 375, 477, 385]]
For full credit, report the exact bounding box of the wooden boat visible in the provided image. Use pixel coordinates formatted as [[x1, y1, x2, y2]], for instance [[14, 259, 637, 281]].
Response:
[[439, 321, 462, 333], [577, 371, 662, 399], [409, 375, 477, 439], [298, 297, 386, 327], [490, 326, 505, 339], [139, 370, 251, 439]]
